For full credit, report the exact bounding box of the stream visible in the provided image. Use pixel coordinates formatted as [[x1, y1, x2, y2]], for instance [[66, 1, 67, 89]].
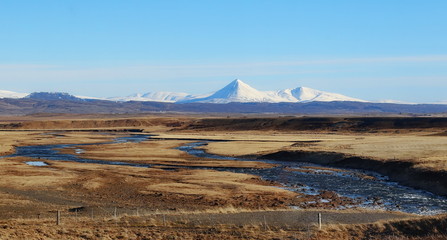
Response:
[[4, 135, 155, 168], [2, 134, 447, 215], [179, 142, 447, 215]]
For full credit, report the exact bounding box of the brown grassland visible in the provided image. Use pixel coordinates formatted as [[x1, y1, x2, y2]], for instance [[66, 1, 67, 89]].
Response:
[[0, 115, 446, 239]]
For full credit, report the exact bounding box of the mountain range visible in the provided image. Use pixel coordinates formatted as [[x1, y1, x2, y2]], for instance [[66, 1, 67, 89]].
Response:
[[1, 80, 447, 115], [1, 79, 446, 106], [179, 79, 365, 103], [0, 79, 366, 104]]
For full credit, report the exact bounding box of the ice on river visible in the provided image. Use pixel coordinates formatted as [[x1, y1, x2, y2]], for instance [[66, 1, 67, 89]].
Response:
[[25, 161, 48, 166]]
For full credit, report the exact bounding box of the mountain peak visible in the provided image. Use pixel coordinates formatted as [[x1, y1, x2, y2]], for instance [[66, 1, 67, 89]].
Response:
[[224, 79, 255, 91], [227, 79, 249, 88], [205, 79, 261, 101], [181, 79, 282, 103]]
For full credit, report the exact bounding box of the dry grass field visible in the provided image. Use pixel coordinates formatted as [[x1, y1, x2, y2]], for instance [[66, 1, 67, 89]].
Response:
[[0, 210, 431, 240], [0, 115, 446, 239], [152, 129, 447, 197], [61, 139, 273, 168], [193, 131, 447, 171], [0, 145, 296, 217]]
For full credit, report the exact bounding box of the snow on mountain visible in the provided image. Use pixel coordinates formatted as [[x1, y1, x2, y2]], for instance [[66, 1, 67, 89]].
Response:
[[141, 92, 192, 102], [109, 92, 192, 102], [75, 95, 105, 100], [0, 90, 28, 99], [180, 79, 365, 103], [430, 101, 447, 105], [28, 79, 364, 104], [374, 99, 416, 104], [273, 89, 299, 102], [180, 79, 288, 103], [108, 93, 145, 102], [279, 87, 366, 102]]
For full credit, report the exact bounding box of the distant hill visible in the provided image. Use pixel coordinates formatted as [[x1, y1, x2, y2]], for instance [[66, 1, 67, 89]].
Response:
[[0, 81, 445, 115], [26, 92, 100, 102], [26, 92, 83, 101], [0, 98, 447, 115]]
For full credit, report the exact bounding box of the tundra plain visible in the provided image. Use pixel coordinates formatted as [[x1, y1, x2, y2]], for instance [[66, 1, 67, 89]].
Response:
[[0, 115, 446, 239]]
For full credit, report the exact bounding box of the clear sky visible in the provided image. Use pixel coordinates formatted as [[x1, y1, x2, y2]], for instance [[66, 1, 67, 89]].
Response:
[[1, 0, 447, 102]]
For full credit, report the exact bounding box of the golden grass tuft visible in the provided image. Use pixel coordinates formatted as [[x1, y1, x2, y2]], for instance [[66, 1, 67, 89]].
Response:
[[316, 214, 447, 240]]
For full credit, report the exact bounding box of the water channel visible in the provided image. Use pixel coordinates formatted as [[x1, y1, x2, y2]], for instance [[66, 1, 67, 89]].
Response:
[[2, 134, 447, 215]]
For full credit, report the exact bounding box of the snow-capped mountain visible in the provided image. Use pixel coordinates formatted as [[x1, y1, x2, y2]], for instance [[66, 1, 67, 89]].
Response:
[[180, 79, 288, 103], [109, 92, 192, 102], [0, 90, 28, 99], [277, 86, 366, 103], [180, 79, 364, 103]]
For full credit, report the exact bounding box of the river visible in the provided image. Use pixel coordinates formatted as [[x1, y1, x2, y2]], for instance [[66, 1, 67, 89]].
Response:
[[2, 134, 447, 215]]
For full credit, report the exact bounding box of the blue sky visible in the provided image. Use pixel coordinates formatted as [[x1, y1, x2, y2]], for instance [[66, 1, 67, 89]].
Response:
[[1, 0, 447, 102]]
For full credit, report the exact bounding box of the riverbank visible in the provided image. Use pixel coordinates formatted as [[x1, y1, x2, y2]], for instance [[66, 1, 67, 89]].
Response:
[[179, 130, 447, 197], [260, 150, 447, 197]]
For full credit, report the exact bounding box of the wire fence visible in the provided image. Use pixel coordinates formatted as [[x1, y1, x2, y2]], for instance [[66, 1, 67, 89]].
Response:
[[12, 206, 323, 237]]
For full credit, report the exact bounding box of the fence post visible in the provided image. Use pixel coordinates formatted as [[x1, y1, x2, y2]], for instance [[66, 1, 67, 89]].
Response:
[[263, 215, 268, 231], [163, 214, 166, 226], [114, 207, 117, 219], [307, 224, 311, 239], [318, 213, 322, 230], [56, 210, 61, 225]]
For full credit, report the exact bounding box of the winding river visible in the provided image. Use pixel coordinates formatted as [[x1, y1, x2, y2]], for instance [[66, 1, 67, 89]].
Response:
[[2, 134, 447, 215]]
